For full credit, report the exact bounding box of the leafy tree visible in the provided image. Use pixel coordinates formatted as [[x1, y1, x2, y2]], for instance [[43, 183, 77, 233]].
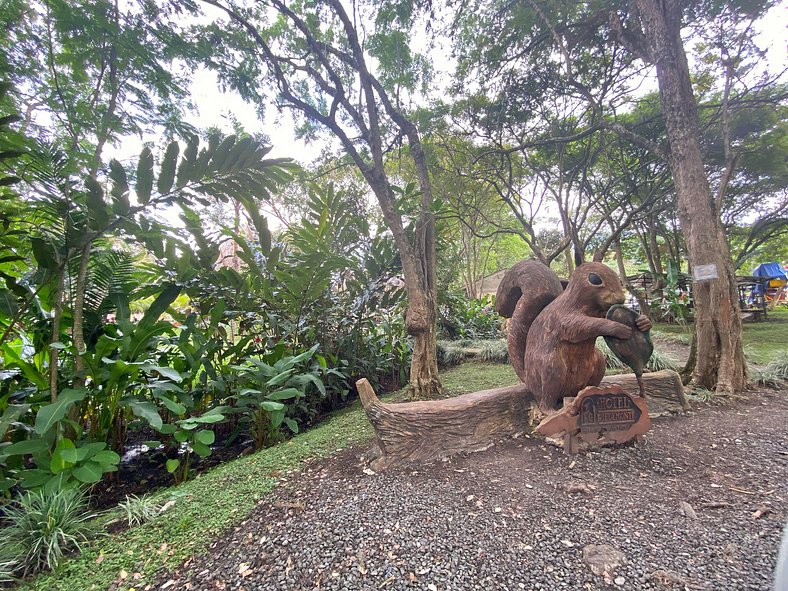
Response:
[[191, 0, 443, 398]]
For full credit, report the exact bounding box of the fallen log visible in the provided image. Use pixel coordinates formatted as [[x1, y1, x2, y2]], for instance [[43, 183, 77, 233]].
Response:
[[356, 379, 533, 471], [357, 369, 688, 470], [601, 369, 688, 415]]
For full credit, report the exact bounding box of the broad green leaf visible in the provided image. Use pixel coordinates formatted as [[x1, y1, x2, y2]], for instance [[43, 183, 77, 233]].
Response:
[[35, 389, 88, 435], [174, 429, 189, 442], [143, 440, 162, 448], [128, 400, 163, 430], [92, 450, 121, 466], [20, 469, 51, 488], [238, 388, 262, 396], [2, 439, 49, 457], [270, 409, 285, 428], [0, 404, 29, 440], [50, 438, 77, 473], [44, 472, 75, 495], [189, 413, 224, 425], [191, 442, 211, 458], [156, 395, 186, 416], [136, 146, 154, 205], [291, 344, 320, 364], [73, 461, 103, 483], [157, 142, 180, 195], [266, 370, 293, 387], [138, 284, 182, 329], [283, 417, 299, 433], [2, 344, 47, 390], [194, 430, 215, 445], [141, 364, 181, 382], [166, 458, 180, 473], [267, 388, 300, 401], [59, 442, 105, 464], [260, 400, 285, 413]]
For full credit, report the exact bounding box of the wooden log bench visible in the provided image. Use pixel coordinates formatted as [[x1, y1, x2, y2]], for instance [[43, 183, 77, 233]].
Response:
[[357, 369, 687, 470]]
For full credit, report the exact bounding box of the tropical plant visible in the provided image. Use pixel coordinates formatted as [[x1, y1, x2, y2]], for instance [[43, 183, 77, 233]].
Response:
[[0, 488, 97, 577], [117, 493, 161, 527], [231, 345, 324, 450]]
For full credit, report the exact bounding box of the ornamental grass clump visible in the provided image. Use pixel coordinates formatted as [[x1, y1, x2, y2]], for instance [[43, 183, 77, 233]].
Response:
[[118, 493, 161, 528], [0, 488, 98, 577], [752, 352, 788, 388], [478, 339, 509, 364]]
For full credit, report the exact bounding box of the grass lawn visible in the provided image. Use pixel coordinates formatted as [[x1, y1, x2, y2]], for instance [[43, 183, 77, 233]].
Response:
[[29, 362, 516, 591], [654, 306, 788, 363]]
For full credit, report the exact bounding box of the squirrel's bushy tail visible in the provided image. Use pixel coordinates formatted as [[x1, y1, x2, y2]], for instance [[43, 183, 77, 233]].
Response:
[[495, 261, 563, 382]]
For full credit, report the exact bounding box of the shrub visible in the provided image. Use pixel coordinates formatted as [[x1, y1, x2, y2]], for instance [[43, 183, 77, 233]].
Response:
[[647, 350, 679, 372], [751, 352, 788, 388], [478, 339, 509, 364], [597, 338, 678, 372], [118, 494, 161, 527], [439, 293, 502, 340], [437, 341, 469, 366], [0, 488, 97, 576]]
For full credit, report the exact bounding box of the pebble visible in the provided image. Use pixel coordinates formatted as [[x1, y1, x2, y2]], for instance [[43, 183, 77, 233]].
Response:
[[152, 396, 788, 591]]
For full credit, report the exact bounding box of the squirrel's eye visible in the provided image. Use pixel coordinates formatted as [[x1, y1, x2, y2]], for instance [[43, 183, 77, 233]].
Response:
[[588, 273, 603, 286]]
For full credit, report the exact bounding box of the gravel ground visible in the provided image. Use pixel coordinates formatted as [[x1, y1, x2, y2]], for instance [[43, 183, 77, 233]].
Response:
[[153, 390, 788, 591]]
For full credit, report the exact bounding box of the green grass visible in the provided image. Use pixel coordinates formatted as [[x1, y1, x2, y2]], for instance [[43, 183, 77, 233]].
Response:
[[28, 362, 519, 591], [653, 307, 788, 364], [440, 361, 518, 396], [30, 405, 374, 591], [741, 307, 788, 363]]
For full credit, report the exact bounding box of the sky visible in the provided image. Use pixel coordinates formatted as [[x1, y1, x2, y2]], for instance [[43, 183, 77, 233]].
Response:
[[102, 0, 788, 231], [175, 2, 787, 168]]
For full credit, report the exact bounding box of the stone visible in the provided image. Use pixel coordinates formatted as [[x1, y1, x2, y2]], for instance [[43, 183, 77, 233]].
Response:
[[582, 544, 628, 576]]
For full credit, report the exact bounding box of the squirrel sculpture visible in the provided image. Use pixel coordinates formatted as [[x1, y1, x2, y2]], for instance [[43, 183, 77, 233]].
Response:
[[495, 261, 652, 412]]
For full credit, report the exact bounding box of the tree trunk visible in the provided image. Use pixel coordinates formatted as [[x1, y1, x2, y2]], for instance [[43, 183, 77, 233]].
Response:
[[71, 241, 91, 388], [49, 269, 66, 403], [635, 0, 746, 394]]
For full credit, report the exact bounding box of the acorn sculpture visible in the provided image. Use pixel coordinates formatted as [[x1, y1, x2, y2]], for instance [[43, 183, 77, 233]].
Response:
[[603, 304, 654, 397]]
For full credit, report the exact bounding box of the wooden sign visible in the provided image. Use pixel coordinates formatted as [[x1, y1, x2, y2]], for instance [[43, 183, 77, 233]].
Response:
[[579, 391, 642, 434], [536, 384, 652, 454]]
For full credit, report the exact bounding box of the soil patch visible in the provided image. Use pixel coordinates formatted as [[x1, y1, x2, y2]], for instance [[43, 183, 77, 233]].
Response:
[[152, 389, 788, 591]]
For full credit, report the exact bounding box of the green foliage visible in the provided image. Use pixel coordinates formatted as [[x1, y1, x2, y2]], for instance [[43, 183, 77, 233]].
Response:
[[478, 339, 510, 364], [231, 344, 324, 450], [439, 293, 502, 340], [0, 488, 97, 577], [117, 494, 161, 528], [751, 352, 788, 387], [598, 337, 678, 372]]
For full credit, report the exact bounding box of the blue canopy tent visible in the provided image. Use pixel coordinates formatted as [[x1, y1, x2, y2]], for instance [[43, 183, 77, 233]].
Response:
[[751, 262, 787, 300]]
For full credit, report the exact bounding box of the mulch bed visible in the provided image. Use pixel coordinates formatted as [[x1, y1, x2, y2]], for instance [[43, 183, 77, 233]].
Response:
[[150, 389, 788, 591]]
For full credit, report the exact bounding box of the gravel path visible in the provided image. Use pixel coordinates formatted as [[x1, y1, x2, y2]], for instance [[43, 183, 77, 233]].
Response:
[[155, 390, 788, 591]]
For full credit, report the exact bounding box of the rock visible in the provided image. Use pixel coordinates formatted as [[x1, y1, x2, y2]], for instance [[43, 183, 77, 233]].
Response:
[[678, 500, 698, 519], [582, 544, 628, 576]]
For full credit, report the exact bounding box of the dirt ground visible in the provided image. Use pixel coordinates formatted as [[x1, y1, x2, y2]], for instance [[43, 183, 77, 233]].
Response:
[[152, 387, 788, 591]]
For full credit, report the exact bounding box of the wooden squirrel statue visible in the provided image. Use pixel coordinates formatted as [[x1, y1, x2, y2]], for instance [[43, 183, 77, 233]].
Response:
[[495, 260, 652, 412]]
